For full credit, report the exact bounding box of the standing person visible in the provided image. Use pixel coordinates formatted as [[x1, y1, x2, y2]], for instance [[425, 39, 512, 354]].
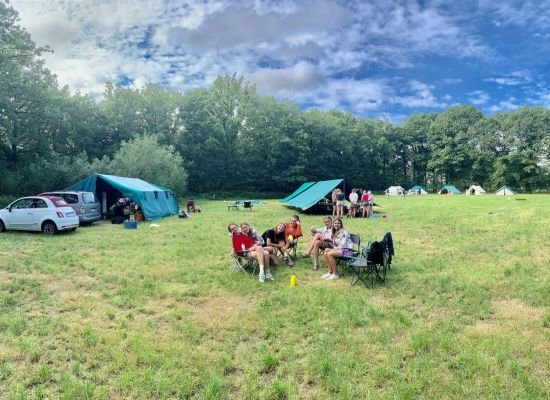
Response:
[[360, 190, 369, 218], [367, 190, 374, 218], [301, 216, 333, 270], [348, 189, 359, 218], [322, 218, 353, 280], [335, 189, 345, 218], [331, 189, 338, 217], [240, 222, 273, 282]]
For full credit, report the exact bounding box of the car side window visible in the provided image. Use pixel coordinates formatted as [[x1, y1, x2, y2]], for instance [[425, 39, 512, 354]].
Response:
[[35, 199, 48, 208], [64, 194, 78, 204], [82, 192, 96, 204], [12, 199, 32, 209]]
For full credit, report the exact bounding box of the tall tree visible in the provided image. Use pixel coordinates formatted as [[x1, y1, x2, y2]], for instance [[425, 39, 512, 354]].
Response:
[[427, 105, 483, 187], [109, 134, 187, 196]]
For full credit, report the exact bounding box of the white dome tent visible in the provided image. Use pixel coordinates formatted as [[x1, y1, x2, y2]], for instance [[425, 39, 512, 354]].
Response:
[[385, 186, 405, 196], [465, 185, 486, 195]]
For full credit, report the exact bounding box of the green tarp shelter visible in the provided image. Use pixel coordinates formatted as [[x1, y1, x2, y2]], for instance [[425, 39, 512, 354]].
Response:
[[439, 185, 461, 194], [65, 174, 179, 220], [283, 179, 343, 210], [408, 185, 427, 195], [279, 182, 316, 203]]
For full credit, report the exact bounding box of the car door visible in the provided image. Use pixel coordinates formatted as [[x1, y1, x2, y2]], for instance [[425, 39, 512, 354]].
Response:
[[4, 198, 34, 230], [27, 198, 50, 231]]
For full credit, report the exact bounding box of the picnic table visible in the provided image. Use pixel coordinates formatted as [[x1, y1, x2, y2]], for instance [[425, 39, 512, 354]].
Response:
[[227, 201, 240, 211]]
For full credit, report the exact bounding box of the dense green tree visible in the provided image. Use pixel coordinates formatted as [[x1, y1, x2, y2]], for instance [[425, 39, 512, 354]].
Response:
[[427, 105, 483, 187], [109, 134, 187, 196], [398, 113, 435, 188]]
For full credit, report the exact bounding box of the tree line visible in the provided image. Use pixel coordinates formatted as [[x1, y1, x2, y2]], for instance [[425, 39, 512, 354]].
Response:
[[1, 1, 549, 200]]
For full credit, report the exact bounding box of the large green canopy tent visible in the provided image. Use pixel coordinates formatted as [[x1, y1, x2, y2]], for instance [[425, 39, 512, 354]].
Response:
[[65, 174, 179, 220], [279, 181, 316, 203], [283, 179, 343, 210]]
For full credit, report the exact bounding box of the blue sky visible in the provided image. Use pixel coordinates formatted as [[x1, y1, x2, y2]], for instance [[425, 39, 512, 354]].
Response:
[[10, 0, 550, 123]]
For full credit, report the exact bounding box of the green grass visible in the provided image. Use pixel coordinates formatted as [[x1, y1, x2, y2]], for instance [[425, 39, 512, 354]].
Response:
[[0, 195, 549, 399]]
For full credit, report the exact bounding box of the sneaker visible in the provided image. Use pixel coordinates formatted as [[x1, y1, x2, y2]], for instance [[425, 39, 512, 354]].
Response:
[[321, 272, 332, 279], [301, 252, 310, 258], [265, 272, 274, 281], [327, 274, 340, 280], [284, 256, 293, 267], [259, 272, 265, 283]]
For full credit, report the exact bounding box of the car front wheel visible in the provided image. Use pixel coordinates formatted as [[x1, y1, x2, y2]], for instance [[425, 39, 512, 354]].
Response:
[[0, 219, 5, 232], [42, 221, 58, 235]]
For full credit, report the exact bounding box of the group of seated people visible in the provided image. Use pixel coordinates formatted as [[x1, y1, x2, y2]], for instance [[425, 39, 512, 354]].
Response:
[[228, 215, 352, 283]]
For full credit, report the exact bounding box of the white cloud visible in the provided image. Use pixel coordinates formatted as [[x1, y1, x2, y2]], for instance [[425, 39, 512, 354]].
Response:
[[7, 0, 543, 120], [391, 80, 445, 109], [467, 90, 491, 105], [488, 97, 520, 112], [246, 62, 325, 96]]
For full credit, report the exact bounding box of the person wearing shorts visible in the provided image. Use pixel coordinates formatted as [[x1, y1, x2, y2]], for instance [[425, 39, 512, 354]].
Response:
[[301, 216, 333, 270]]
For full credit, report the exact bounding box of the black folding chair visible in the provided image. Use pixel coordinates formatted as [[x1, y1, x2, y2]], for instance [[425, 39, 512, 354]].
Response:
[[348, 236, 391, 288], [335, 233, 361, 274], [243, 200, 253, 211]]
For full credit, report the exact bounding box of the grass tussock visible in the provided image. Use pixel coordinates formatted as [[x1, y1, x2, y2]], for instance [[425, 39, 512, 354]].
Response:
[[0, 194, 549, 399]]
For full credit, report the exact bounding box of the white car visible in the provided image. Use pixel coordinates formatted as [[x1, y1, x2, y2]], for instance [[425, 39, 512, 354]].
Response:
[[0, 195, 80, 235]]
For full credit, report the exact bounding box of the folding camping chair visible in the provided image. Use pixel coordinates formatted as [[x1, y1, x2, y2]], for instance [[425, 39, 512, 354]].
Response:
[[335, 233, 361, 273], [287, 236, 300, 257], [243, 200, 253, 211], [229, 232, 258, 275], [347, 233, 393, 288], [230, 250, 258, 275]]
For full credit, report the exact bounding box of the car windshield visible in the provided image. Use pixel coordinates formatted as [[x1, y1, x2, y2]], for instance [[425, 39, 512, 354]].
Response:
[[82, 192, 97, 204]]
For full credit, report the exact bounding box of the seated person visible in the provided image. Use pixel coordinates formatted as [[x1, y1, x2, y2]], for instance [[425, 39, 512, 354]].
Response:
[[262, 223, 292, 266], [284, 215, 303, 256], [322, 218, 353, 280], [239, 222, 273, 283], [301, 216, 333, 270], [187, 199, 196, 213]]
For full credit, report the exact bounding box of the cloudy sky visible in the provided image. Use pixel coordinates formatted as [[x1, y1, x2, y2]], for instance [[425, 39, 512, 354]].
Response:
[[9, 0, 550, 123]]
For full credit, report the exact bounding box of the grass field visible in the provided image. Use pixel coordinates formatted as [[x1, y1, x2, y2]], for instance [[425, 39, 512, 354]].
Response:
[[1, 195, 549, 399]]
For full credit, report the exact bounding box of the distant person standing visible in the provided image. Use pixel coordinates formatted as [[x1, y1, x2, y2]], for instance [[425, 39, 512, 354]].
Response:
[[366, 190, 374, 218], [335, 189, 345, 218], [331, 189, 338, 217], [348, 188, 359, 218], [360, 190, 369, 218]]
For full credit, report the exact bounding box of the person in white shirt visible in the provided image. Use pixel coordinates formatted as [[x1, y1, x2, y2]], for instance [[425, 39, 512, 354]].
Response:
[[348, 188, 359, 218], [301, 216, 333, 270]]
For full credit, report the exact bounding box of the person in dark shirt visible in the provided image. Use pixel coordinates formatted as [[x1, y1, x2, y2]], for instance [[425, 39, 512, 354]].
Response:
[[262, 223, 292, 266]]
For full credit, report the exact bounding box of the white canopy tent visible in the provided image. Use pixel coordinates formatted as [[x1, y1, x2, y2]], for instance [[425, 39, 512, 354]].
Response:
[[465, 185, 486, 195], [385, 186, 405, 196]]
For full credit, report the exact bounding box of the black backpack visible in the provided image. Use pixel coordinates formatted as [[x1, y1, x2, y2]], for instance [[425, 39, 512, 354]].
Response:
[[366, 241, 385, 265]]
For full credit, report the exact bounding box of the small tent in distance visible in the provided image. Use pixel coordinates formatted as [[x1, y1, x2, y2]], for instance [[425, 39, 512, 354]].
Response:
[[439, 185, 461, 195], [65, 174, 179, 220], [408, 185, 427, 195], [385, 186, 405, 196], [495, 185, 516, 195], [466, 185, 486, 195]]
